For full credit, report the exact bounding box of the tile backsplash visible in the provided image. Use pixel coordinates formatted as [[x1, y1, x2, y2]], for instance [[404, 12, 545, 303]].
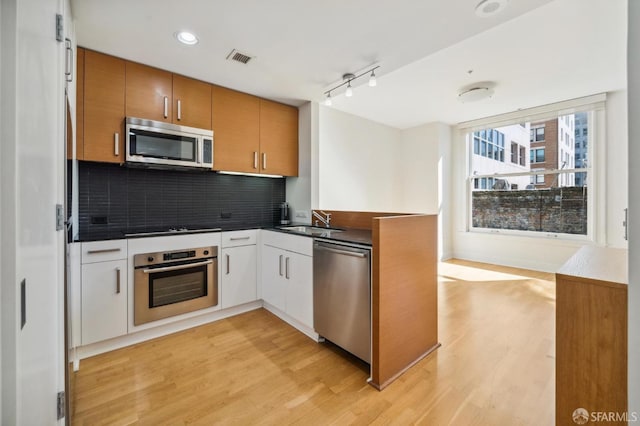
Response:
[[77, 162, 285, 240]]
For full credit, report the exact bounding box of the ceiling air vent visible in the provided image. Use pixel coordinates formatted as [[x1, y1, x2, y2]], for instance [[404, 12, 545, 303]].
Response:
[[226, 49, 252, 65]]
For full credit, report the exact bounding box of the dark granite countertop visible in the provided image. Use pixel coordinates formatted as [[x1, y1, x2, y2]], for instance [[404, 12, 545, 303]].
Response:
[[268, 224, 372, 246], [74, 222, 373, 246], [75, 223, 273, 242]]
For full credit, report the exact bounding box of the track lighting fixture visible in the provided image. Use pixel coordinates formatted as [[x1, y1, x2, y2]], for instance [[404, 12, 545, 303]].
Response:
[[323, 65, 380, 103]]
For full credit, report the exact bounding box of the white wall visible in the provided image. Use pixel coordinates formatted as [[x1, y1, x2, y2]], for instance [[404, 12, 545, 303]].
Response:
[[318, 106, 402, 212], [605, 90, 629, 248], [398, 122, 452, 259], [627, 0, 639, 413], [1, 0, 67, 423], [286, 102, 317, 224]]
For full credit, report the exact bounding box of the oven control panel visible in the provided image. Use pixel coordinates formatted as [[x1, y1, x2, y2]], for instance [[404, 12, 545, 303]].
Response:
[[133, 246, 217, 268]]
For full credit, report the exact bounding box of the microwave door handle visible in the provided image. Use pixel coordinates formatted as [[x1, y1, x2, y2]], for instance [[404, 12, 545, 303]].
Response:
[[142, 259, 213, 274]]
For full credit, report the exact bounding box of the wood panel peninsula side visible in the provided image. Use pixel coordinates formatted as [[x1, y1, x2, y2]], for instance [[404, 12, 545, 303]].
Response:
[[555, 246, 628, 426], [315, 210, 440, 390]]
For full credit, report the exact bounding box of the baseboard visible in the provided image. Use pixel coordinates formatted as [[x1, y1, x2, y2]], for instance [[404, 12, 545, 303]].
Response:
[[369, 342, 441, 391], [262, 302, 320, 342]]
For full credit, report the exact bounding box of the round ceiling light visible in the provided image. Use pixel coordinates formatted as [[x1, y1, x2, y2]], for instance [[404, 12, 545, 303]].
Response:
[[175, 31, 199, 45], [475, 0, 508, 17], [458, 86, 494, 103]]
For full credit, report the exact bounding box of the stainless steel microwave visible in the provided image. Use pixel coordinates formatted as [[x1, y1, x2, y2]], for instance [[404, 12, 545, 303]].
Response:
[[125, 117, 213, 170]]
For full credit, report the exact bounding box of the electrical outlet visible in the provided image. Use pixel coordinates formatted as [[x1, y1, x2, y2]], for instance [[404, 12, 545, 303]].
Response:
[[295, 211, 309, 219]]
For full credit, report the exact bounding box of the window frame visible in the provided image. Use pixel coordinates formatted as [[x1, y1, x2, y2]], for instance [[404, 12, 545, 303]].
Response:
[[458, 96, 604, 242]]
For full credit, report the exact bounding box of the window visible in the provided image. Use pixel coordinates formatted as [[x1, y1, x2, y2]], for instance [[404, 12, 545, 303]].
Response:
[[473, 129, 505, 162], [530, 126, 545, 142], [465, 104, 597, 237], [530, 169, 545, 184], [530, 148, 545, 163]]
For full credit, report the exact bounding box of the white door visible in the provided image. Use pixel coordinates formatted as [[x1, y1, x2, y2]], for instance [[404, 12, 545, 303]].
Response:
[[1, 0, 69, 423], [285, 253, 313, 328], [220, 245, 257, 309], [261, 245, 286, 311]]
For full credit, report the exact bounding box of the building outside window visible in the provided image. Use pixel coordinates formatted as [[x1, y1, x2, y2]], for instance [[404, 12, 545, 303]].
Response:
[[530, 126, 545, 142], [531, 148, 545, 163]]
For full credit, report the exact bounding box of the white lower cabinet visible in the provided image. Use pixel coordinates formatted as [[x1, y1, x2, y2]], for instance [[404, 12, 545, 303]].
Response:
[[81, 259, 128, 345], [261, 245, 287, 311], [221, 244, 257, 309], [284, 253, 313, 327], [261, 231, 313, 331]]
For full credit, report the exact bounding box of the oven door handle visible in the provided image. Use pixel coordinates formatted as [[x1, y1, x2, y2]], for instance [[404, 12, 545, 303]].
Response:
[[142, 259, 213, 274]]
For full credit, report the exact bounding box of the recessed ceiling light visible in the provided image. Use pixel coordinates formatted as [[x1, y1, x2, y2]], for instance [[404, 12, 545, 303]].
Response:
[[458, 86, 494, 103], [175, 31, 199, 45], [475, 0, 508, 17]]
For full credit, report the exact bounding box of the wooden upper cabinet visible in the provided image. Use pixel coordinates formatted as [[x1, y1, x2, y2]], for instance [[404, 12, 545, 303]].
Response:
[[125, 62, 172, 123], [74, 47, 85, 160], [212, 85, 260, 173], [259, 99, 298, 177], [83, 50, 125, 163], [173, 74, 212, 129]]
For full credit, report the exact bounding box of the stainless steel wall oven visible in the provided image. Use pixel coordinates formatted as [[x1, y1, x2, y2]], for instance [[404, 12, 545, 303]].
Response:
[[134, 246, 218, 325]]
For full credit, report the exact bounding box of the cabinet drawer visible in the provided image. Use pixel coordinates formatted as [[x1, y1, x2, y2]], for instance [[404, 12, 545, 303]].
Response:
[[261, 230, 312, 257], [222, 230, 257, 248], [81, 239, 127, 263]]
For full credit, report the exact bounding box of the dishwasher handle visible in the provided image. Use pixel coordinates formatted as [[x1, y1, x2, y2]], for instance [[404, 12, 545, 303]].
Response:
[[314, 244, 368, 258]]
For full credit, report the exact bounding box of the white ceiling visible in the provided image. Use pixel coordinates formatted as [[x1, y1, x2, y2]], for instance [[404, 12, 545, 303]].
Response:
[[72, 0, 627, 129]]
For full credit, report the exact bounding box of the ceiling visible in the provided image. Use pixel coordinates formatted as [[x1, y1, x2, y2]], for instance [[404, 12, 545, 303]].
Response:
[[72, 0, 627, 129]]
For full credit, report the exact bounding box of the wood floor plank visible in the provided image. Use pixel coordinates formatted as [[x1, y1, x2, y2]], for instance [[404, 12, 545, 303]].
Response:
[[71, 260, 555, 425]]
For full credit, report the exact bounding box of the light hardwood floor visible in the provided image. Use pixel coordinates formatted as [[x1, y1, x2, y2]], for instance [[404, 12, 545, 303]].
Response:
[[71, 260, 556, 425]]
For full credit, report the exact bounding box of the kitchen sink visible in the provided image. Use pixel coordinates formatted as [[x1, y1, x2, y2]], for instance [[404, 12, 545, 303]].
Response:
[[279, 225, 343, 237]]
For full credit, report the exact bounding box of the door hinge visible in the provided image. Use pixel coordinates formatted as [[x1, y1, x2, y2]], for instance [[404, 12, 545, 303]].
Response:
[[56, 204, 64, 231], [55, 14, 63, 42], [57, 391, 65, 420]]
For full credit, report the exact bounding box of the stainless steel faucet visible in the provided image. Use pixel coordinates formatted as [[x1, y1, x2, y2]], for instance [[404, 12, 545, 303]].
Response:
[[313, 210, 332, 228]]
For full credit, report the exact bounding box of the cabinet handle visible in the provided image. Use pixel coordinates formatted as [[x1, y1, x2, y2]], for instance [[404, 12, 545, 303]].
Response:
[[226, 254, 230, 275], [253, 152, 258, 169], [115, 267, 121, 294], [279, 254, 283, 276], [285, 257, 290, 279], [114, 133, 119, 156], [163, 96, 168, 118], [230, 236, 250, 241], [262, 153, 267, 170], [87, 248, 121, 254], [177, 99, 182, 120]]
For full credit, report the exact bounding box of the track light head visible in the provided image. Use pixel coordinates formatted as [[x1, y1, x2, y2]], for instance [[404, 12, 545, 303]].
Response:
[[345, 81, 353, 97], [325, 92, 332, 106], [369, 70, 377, 87]]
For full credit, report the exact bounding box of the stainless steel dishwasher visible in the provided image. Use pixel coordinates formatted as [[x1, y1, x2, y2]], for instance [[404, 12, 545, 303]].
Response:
[[313, 239, 371, 363]]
